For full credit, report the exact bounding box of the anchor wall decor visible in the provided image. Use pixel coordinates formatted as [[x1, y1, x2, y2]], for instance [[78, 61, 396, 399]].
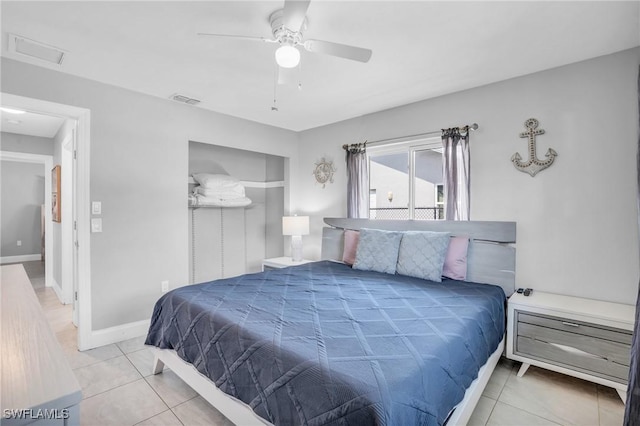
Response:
[[511, 118, 557, 177]]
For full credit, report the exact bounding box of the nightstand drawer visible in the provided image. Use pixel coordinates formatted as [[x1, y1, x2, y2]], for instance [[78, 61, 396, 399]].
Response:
[[518, 312, 632, 345], [517, 322, 630, 366], [516, 335, 629, 383]]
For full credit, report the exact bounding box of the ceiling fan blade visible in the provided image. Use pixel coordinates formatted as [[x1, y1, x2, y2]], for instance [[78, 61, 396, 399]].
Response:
[[283, 0, 311, 32], [197, 33, 276, 43], [303, 39, 372, 63]]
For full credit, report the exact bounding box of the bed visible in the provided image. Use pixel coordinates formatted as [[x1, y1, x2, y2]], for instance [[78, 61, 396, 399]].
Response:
[[146, 218, 516, 425]]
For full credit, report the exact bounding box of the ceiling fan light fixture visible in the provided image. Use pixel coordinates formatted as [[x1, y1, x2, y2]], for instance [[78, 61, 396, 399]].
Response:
[[275, 45, 300, 68]]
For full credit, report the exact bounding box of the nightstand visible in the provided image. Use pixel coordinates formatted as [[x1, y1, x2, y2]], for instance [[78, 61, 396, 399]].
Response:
[[262, 257, 314, 271], [507, 290, 634, 401]]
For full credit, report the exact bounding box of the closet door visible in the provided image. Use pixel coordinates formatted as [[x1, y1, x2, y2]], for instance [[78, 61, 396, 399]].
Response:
[[190, 208, 223, 283], [220, 207, 246, 278]]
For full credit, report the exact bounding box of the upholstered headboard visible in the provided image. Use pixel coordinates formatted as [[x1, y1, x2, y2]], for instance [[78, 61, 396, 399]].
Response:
[[320, 218, 517, 296]]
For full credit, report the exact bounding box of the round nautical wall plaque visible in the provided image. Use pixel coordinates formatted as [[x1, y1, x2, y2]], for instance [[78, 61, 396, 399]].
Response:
[[313, 157, 336, 188]]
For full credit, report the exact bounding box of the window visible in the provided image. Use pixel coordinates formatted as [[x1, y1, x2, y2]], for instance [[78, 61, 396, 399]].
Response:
[[368, 138, 443, 220]]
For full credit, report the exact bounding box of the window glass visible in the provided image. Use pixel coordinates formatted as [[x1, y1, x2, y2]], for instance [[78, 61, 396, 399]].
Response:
[[368, 138, 443, 220]]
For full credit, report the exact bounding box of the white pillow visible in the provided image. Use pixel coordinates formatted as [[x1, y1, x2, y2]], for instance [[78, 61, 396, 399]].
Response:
[[192, 173, 239, 188]]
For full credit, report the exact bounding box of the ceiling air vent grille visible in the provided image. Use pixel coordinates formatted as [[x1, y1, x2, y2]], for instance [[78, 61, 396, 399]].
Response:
[[170, 94, 201, 105], [8, 34, 66, 65]]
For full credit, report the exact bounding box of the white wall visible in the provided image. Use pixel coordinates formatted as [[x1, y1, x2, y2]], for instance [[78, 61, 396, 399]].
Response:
[[1, 132, 55, 155], [1, 57, 299, 332], [294, 47, 640, 305]]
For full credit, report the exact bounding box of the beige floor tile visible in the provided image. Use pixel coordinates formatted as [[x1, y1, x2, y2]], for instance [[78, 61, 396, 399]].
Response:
[[487, 401, 560, 426], [117, 335, 149, 354], [127, 347, 157, 377], [597, 385, 625, 426], [55, 327, 124, 369], [468, 395, 497, 426], [498, 365, 599, 425], [145, 370, 198, 408], [75, 355, 142, 398], [81, 379, 168, 426], [482, 358, 514, 399], [66, 343, 124, 370], [172, 396, 234, 426], [136, 409, 184, 425]]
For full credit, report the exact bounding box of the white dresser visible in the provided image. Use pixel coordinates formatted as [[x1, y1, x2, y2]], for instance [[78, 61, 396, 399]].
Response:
[[1, 265, 82, 425], [507, 290, 634, 401]]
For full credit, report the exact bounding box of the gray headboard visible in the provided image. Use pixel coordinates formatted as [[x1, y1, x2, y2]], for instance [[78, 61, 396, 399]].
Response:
[[320, 218, 516, 296]]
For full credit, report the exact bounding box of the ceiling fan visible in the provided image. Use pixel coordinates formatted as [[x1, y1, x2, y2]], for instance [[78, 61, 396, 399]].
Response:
[[198, 0, 373, 70]]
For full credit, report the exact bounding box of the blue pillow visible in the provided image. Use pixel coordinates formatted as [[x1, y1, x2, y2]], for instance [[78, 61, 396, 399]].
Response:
[[353, 228, 403, 274], [396, 231, 451, 282]]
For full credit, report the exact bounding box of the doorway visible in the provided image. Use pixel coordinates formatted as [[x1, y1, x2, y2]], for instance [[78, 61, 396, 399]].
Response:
[[1, 93, 91, 350]]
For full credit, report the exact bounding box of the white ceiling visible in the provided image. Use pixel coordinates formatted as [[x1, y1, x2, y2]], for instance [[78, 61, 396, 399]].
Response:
[[1, 109, 66, 138], [1, 1, 639, 132]]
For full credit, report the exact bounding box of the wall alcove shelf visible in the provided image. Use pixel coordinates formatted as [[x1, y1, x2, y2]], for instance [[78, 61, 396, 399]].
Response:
[[187, 141, 286, 285]]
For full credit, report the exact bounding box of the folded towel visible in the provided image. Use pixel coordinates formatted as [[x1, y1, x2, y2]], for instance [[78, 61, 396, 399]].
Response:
[[191, 194, 252, 207], [195, 185, 245, 198]]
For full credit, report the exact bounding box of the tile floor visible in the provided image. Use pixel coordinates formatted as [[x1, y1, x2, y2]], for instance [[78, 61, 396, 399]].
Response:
[[22, 261, 626, 425]]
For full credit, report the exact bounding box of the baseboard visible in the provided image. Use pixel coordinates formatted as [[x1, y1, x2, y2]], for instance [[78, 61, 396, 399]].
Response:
[[51, 277, 65, 302], [0, 254, 41, 264], [80, 319, 150, 351]]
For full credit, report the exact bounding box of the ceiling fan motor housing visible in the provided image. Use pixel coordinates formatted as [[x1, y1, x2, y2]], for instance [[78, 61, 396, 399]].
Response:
[[269, 9, 306, 46]]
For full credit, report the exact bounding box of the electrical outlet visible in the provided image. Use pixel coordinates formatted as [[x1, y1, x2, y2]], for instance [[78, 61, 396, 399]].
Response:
[[16, 240, 21, 246], [161, 281, 169, 293], [91, 218, 102, 233]]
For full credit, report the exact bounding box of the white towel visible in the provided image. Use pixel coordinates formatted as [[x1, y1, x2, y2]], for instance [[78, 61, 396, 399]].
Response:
[[192, 194, 252, 207], [195, 185, 245, 198]]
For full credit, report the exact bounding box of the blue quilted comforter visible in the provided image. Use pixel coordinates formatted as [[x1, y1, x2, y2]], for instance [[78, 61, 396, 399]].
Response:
[[146, 261, 505, 425]]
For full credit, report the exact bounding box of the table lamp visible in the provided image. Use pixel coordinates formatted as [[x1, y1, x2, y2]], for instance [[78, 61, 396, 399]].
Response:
[[282, 215, 309, 262]]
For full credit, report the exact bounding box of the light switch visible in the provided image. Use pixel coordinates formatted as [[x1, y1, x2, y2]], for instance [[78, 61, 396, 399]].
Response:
[[92, 201, 102, 215], [91, 218, 102, 233]]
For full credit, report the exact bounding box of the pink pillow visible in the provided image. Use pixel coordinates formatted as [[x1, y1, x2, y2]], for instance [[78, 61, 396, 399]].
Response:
[[342, 230, 360, 266], [443, 236, 469, 280]]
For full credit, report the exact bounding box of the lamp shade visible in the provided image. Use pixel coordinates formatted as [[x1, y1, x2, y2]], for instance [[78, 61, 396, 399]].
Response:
[[282, 216, 309, 236]]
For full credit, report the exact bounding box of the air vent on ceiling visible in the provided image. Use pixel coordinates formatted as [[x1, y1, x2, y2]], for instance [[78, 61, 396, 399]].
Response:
[[170, 94, 201, 105], [8, 34, 66, 65]]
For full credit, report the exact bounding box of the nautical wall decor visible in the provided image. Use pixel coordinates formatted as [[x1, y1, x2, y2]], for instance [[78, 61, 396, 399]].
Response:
[[313, 157, 336, 188], [511, 118, 557, 177]]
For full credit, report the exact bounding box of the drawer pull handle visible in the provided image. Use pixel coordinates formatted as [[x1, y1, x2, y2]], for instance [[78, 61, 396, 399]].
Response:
[[548, 342, 603, 360], [561, 321, 580, 328]]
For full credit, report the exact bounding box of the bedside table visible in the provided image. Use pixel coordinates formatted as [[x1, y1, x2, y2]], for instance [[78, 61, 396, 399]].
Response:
[[506, 290, 634, 401], [262, 257, 314, 271]]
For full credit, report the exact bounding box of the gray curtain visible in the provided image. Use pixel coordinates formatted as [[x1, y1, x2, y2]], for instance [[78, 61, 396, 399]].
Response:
[[624, 65, 640, 425], [345, 143, 369, 218], [442, 128, 470, 221]]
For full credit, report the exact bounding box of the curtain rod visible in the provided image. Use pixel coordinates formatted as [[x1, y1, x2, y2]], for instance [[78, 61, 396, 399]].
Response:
[[342, 123, 479, 150]]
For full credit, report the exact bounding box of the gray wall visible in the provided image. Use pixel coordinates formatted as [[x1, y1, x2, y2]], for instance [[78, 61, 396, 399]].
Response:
[[1, 160, 44, 258], [293, 47, 640, 305], [1, 57, 298, 330], [1, 132, 54, 155]]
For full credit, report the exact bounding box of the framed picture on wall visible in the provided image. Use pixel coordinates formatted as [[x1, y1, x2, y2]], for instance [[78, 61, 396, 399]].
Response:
[[52, 165, 61, 223]]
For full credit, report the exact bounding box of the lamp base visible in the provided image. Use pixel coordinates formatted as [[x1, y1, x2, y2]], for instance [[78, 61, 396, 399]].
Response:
[[290, 235, 303, 262]]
